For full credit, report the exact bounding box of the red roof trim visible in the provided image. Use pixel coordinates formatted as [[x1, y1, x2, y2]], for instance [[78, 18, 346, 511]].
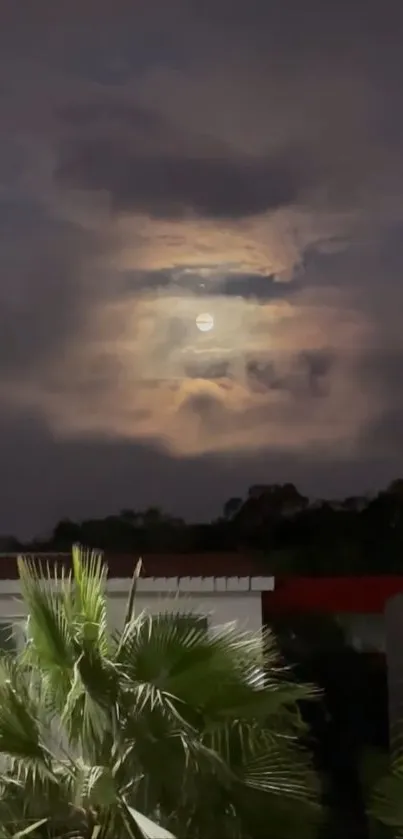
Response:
[[0, 552, 267, 580], [263, 577, 403, 615]]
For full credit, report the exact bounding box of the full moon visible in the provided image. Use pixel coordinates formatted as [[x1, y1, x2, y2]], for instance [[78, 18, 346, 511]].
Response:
[[196, 312, 214, 332]]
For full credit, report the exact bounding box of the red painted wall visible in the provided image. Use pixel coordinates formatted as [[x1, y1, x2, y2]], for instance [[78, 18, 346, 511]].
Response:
[[263, 577, 403, 615]]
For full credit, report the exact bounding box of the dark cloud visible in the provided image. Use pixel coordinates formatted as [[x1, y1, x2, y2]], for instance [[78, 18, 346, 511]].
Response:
[[192, 0, 403, 55], [55, 139, 310, 220], [54, 97, 316, 219], [295, 224, 403, 338], [364, 408, 403, 454], [357, 351, 403, 455], [289, 233, 403, 458], [246, 350, 334, 397], [180, 392, 227, 422], [221, 273, 301, 300], [184, 359, 231, 380], [0, 201, 104, 379], [58, 101, 168, 133], [120, 268, 301, 301], [55, 97, 313, 219]]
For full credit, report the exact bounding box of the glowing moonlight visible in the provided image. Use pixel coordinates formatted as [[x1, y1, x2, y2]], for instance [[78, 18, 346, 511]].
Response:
[[196, 312, 214, 332]]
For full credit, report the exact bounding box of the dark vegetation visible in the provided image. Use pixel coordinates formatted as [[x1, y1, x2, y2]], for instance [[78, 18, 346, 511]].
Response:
[[3, 479, 403, 575], [268, 614, 390, 838]]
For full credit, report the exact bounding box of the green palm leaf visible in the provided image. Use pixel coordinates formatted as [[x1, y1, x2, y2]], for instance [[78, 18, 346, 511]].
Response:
[[0, 545, 320, 839], [370, 751, 403, 838]]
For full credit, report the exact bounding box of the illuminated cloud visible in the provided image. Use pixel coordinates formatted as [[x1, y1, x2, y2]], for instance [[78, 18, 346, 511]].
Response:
[[1, 0, 403, 532]]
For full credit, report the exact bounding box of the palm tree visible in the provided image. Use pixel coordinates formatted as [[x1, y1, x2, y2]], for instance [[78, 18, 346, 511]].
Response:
[[0, 546, 320, 839], [369, 737, 403, 838]]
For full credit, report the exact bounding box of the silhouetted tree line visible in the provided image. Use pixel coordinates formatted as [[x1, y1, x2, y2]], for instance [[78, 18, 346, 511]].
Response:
[[3, 479, 403, 574]]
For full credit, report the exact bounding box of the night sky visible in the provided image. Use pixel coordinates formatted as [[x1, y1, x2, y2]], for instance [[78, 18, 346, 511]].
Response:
[[1, 0, 403, 536]]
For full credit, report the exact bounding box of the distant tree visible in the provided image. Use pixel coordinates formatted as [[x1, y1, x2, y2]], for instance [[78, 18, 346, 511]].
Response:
[[118, 508, 140, 524], [14, 477, 403, 573], [234, 484, 309, 548], [386, 478, 403, 497], [223, 496, 243, 520], [341, 496, 368, 512], [0, 534, 22, 552], [52, 518, 82, 548], [139, 507, 167, 527], [246, 483, 308, 516]]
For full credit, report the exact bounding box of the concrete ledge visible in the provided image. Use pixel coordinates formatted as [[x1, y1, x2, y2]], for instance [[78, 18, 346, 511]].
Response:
[[0, 575, 274, 596]]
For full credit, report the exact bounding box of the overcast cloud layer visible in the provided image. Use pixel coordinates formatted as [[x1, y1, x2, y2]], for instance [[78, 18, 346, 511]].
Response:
[[1, 0, 403, 535]]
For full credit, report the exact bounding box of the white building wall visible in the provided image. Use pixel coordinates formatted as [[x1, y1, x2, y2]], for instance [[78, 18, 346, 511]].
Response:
[[0, 577, 269, 643], [108, 591, 263, 634]]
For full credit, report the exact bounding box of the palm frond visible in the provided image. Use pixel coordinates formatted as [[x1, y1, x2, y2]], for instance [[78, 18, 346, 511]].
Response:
[[72, 545, 109, 656], [0, 659, 51, 769], [61, 660, 111, 759], [13, 818, 49, 838], [18, 557, 74, 674], [122, 559, 143, 630], [124, 805, 175, 839], [370, 752, 403, 837]]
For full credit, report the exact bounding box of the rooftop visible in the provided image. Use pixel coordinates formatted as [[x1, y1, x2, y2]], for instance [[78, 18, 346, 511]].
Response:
[[0, 552, 268, 580]]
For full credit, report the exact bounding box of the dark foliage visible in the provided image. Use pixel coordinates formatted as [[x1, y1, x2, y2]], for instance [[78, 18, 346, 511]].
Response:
[[5, 480, 403, 576], [269, 614, 389, 839]]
